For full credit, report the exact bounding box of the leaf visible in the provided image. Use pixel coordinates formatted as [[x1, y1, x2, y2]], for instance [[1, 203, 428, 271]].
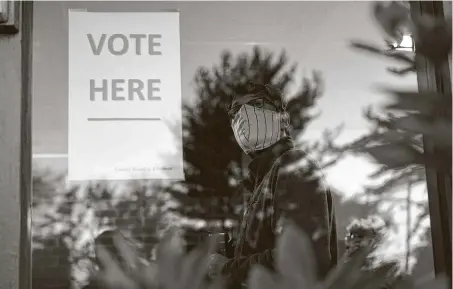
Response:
[[392, 115, 452, 148], [180, 235, 221, 289], [382, 51, 415, 65], [366, 166, 426, 194], [352, 262, 400, 289], [275, 222, 317, 286], [391, 273, 416, 289], [375, 130, 407, 143], [351, 41, 383, 54], [412, 14, 452, 61], [372, 1, 411, 43], [156, 228, 185, 288], [350, 41, 414, 65], [323, 247, 372, 289], [136, 262, 159, 289], [380, 89, 445, 115], [361, 143, 425, 169], [207, 278, 226, 289], [248, 265, 280, 289], [154, 228, 223, 289], [385, 98, 434, 116], [94, 245, 142, 289], [387, 65, 416, 76]]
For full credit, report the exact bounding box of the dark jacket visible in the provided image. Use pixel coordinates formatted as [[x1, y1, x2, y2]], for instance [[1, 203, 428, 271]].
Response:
[[221, 137, 337, 288]]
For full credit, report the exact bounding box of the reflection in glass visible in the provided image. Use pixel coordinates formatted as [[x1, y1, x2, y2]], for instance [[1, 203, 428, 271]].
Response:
[[31, 2, 436, 289]]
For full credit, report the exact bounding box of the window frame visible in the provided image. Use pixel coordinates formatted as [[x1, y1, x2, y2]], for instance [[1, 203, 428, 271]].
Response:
[[0, 1, 32, 289], [410, 0, 452, 280], [20, 2, 33, 289]]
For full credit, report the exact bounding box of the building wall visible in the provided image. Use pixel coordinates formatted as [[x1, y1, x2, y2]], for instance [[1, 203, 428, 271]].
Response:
[[0, 14, 23, 289]]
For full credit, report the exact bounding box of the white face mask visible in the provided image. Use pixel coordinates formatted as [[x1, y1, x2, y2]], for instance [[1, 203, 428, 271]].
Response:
[[232, 104, 283, 154]]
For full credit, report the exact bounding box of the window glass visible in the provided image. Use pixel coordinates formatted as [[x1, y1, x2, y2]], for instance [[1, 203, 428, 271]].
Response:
[[31, 2, 435, 288]]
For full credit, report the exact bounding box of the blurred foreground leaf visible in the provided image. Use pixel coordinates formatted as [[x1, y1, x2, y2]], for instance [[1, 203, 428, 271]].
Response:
[[350, 41, 415, 65], [156, 228, 223, 289], [249, 222, 394, 289], [95, 223, 450, 289], [361, 143, 424, 169], [372, 1, 412, 45], [392, 115, 452, 148], [412, 14, 452, 62]]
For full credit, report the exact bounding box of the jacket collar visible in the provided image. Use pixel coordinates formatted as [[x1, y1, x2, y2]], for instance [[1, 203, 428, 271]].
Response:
[[244, 137, 295, 188]]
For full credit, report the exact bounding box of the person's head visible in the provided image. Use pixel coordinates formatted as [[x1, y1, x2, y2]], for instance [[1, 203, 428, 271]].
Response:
[[227, 82, 290, 155]]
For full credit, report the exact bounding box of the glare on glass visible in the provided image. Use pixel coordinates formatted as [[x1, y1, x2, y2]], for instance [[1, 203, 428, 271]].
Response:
[[391, 34, 415, 52]]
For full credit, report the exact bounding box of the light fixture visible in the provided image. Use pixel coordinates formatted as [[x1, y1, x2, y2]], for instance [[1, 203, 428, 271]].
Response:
[[389, 34, 415, 52]]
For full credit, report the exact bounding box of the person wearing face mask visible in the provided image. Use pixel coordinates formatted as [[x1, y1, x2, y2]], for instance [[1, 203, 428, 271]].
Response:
[[207, 83, 338, 288]]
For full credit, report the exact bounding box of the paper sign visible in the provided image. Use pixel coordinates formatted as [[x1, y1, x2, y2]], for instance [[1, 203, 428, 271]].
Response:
[[68, 11, 183, 181]]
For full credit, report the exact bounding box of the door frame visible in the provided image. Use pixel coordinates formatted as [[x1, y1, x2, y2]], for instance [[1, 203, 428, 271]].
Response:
[[20, 2, 33, 289], [410, 0, 452, 280]]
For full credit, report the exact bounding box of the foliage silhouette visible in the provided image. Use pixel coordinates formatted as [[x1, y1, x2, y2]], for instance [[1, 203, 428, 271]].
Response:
[[327, 0, 451, 276], [342, 1, 452, 169], [94, 222, 450, 289], [162, 46, 341, 237]]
